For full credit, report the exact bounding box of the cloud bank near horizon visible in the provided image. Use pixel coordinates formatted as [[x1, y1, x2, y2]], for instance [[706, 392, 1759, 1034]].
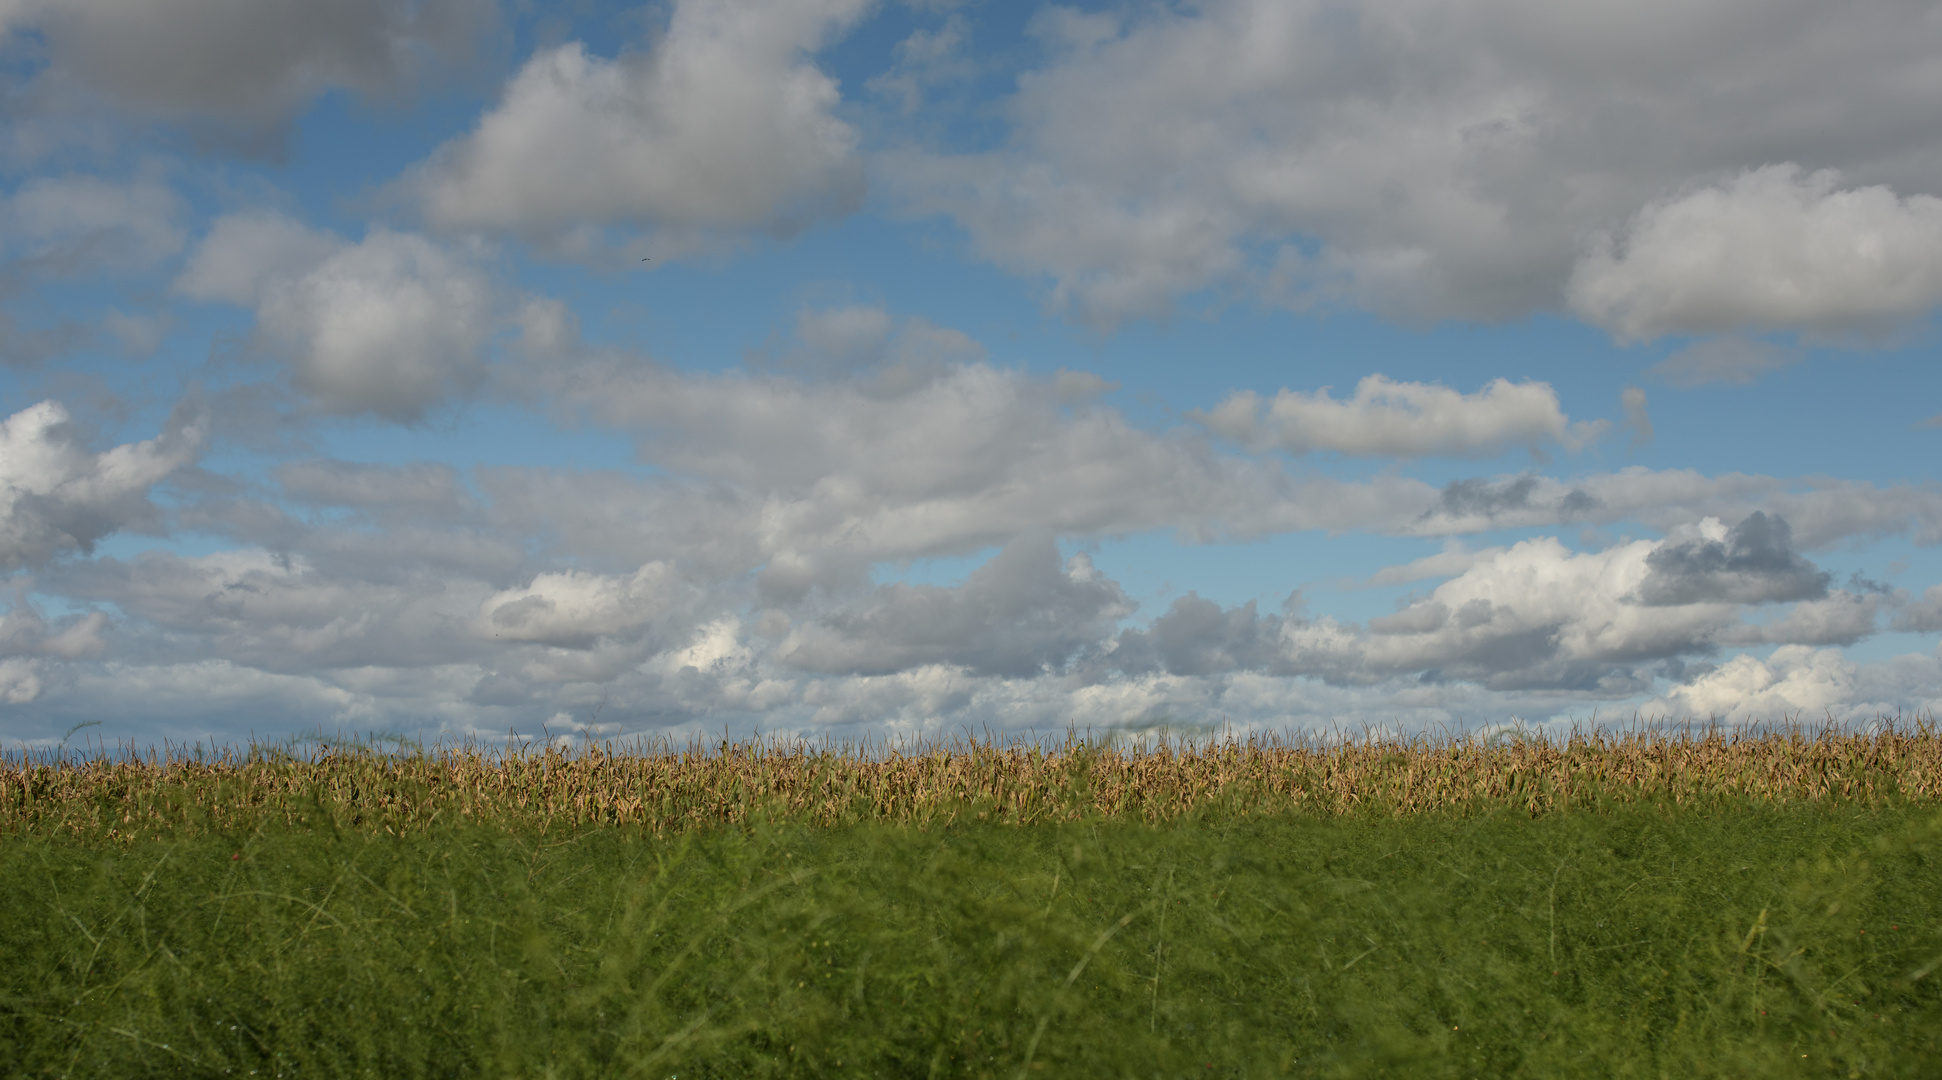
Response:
[[3, 0, 1941, 747]]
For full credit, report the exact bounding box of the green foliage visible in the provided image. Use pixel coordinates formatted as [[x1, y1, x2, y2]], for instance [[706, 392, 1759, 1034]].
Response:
[[2, 806, 1939, 1077]]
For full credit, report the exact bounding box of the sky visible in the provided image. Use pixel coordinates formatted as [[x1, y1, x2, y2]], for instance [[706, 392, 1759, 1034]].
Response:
[[3, 0, 1942, 750]]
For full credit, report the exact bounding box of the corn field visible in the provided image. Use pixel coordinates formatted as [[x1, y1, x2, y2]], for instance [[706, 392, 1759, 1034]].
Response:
[[5, 720, 1939, 840]]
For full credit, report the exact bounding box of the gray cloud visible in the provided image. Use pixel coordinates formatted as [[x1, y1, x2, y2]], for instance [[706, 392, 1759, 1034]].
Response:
[[1438, 475, 1539, 518], [277, 460, 472, 520], [779, 534, 1134, 677], [1621, 387, 1653, 449], [1112, 593, 1288, 677], [1892, 585, 1942, 633], [1195, 376, 1604, 458], [1569, 165, 1942, 340], [5, 311, 1939, 741], [0, 599, 108, 704], [16, 0, 494, 148], [1718, 591, 1884, 647], [883, 0, 1942, 333], [527, 342, 1445, 592], [1, 171, 187, 276], [1426, 474, 1600, 524], [1648, 336, 1797, 388], [405, 0, 870, 258], [1103, 521, 1869, 694], [0, 399, 205, 572], [179, 215, 500, 421], [57, 549, 489, 673], [1634, 512, 1830, 606]]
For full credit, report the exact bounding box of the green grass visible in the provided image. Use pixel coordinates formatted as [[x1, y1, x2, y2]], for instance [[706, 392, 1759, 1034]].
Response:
[[3, 804, 1940, 1078]]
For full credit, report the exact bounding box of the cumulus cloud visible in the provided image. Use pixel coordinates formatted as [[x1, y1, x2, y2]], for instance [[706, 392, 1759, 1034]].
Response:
[[779, 534, 1133, 677], [882, 0, 1942, 331], [0, 400, 204, 571], [179, 215, 496, 420], [407, 0, 870, 256], [9, 290, 1941, 739], [1633, 512, 1829, 606], [1198, 376, 1601, 458], [11, 0, 494, 144], [1649, 645, 1878, 722], [1097, 514, 1856, 692], [1343, 535, 1736, 691], [1570, 165, 1942, 340]]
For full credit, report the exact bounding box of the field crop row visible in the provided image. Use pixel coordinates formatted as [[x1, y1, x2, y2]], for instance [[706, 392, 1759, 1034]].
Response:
[[5, 722, 1938, 840]]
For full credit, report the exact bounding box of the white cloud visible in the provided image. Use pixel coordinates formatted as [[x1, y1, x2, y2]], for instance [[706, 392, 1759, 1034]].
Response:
[[1110, 515, 1865, 692], [882, 0, 1942, 331], [1197, 375, 1602, 458], [1348, 535, 1737, 690], [264, 230, 495, 420], [1649, 646, 1881, 722], [1569, 165, 1942, 340], [408, 0, 871, 256], [14, 0, 494, 140], [476, 562, 686, 649], [179, 215, 497, 421], [0, 400, 204, 571], [7, 298, 1942, 739]]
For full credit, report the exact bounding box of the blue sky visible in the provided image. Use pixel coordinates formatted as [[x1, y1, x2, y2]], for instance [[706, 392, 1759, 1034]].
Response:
[[4, 0, 1942, 749]]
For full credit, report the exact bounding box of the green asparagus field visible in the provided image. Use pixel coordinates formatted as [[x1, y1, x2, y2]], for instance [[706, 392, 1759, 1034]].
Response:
[[3, 730, 1939, 1077]]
